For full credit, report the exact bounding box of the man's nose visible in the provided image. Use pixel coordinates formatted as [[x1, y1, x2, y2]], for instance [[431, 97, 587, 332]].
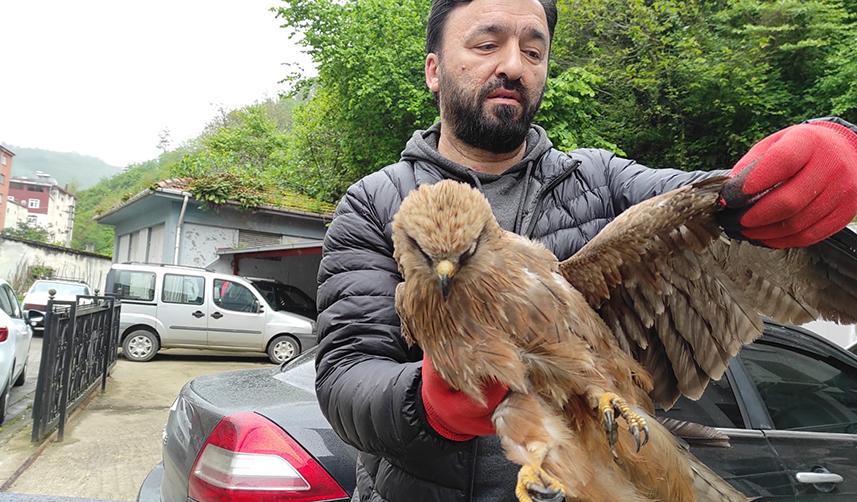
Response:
[[495, 43, 524, 82]]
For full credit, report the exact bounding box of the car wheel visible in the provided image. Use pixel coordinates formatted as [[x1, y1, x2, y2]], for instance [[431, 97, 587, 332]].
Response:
[[267, 335, 300, 364], [13, 362, 26, 387], [122, 330, 159, 362]]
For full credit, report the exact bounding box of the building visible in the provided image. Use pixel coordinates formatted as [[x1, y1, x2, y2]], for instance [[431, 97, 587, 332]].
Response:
[[0, 146, 14, 229], [4, 198, 28, 230], [8, 172, 76, 246], [95, 178, 334, 300]]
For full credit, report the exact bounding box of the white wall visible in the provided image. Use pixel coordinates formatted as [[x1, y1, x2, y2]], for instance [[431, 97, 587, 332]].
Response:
[[4, 201, 28, 229], [0, 236, 112, 293], [46, 188, 75, 246], [180, 223, 238, 268]]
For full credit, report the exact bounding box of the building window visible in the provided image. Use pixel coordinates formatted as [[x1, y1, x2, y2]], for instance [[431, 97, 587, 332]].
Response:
[[0, 153, 6, 165], [0, 174, 5, 184], [27, 215, 37, 224], [28, 199, 40, 209]]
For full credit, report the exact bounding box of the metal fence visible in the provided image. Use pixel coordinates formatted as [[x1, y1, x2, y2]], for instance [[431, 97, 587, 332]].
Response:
[[31, 295, 121, 443]]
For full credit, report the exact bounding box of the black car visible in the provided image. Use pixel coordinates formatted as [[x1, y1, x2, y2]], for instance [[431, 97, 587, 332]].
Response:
[[138, 321, 857, 501], [247, 278, 319, 321]]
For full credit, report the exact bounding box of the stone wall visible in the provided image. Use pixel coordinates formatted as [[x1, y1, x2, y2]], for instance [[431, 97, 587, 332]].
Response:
[[0, 236, 112, 293]]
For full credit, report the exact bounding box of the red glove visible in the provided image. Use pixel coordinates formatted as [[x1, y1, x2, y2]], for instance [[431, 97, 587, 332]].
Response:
[[420, 357, 508, 441], [719, 121, 857, 248]]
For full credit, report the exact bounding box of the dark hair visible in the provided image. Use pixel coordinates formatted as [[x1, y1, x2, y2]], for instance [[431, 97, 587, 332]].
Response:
[[426, 0, 558, 55]]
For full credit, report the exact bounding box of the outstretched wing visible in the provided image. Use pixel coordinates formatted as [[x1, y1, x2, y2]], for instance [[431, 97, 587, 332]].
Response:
[[559, 177, 857, 407]]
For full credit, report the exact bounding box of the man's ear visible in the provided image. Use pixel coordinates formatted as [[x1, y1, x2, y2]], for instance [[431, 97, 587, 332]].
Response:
[[425, 53, 440, 93]]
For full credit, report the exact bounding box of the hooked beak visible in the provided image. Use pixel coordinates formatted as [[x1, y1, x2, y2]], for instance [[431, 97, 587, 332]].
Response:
[[435, 260, 455, 299]]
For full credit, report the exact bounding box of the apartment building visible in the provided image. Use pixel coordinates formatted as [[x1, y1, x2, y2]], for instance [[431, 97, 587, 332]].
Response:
[[0, 146, 13, 229], [8, 172, 76, 246]]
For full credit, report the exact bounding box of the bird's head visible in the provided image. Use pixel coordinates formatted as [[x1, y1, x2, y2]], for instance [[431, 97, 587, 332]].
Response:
[[392, 180, 500, 299]]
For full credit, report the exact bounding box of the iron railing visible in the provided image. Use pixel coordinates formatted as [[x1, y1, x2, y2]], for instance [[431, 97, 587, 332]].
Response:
[[31, 295, 121, 442]]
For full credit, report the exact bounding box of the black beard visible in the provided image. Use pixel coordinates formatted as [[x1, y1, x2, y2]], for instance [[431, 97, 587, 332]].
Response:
[[441, 75, 543, 154]]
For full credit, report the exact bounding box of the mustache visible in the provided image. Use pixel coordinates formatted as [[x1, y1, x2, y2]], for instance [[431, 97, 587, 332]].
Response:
[[479, 77, 527, 102]]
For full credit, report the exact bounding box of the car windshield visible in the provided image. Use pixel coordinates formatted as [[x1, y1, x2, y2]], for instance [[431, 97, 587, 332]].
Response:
[[30, 282, 88, 296], [254, 282, 315, 313]]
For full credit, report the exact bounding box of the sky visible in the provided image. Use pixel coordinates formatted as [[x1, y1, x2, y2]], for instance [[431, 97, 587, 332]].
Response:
[[0, 0, 314, 167]]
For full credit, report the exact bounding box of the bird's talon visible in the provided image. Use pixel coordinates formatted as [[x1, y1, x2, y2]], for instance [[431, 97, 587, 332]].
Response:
[[603, 409, 614, 433], [516, 464, 566, 502], [596, 392, 650, 455]]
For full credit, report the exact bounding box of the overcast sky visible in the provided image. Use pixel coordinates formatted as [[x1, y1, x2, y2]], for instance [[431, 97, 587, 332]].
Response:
[[0, 0, 314, 167]]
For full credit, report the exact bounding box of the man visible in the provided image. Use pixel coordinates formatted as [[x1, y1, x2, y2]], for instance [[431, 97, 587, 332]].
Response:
[[315, 1, 857, 501]]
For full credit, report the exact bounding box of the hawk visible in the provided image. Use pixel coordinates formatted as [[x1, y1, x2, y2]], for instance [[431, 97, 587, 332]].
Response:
[[392, 178, 856, 502]]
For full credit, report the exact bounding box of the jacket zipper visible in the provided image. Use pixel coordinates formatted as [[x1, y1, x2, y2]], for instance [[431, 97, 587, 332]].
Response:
[[524, 159, 583, 238], [467, 439, 479, 500]]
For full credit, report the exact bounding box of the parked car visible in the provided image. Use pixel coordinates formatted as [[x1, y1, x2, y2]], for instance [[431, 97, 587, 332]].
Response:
[[106, 263, 317, 364], [22, 278, 93, 331], [0, 279, 33, 424], [246, 277, 318, 320], [137, 321, 857, 501]]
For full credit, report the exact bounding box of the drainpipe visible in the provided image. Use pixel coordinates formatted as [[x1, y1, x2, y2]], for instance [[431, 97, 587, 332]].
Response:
[[173, 193, 190, 265]]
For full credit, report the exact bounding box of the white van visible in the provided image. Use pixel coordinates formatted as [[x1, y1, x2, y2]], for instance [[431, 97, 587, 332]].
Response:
[[105, 263, 316, 364]]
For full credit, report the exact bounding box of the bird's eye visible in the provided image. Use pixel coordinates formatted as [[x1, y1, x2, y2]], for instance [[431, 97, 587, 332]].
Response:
[[406, 234, 433, 265], [460, 241, 478, 265]]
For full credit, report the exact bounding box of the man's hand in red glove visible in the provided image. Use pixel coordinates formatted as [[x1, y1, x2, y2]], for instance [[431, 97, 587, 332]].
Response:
[[420, 356, 508, 441], [719, 121, 857, 248]]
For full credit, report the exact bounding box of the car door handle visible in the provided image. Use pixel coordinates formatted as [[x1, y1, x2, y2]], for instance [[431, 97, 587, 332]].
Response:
[[192, 311, 205, 318], [211, 312, 223, 320], [796, 472, 844, 485]]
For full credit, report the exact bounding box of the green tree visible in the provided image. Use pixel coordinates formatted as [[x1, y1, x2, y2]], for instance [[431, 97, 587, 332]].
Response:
[[552, 0, 855, 170], [2, 221, 52, 244], [275, 0, 616, 201]]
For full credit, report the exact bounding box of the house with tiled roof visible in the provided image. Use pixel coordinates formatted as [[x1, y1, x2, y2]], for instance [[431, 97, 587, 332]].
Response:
[[95, 178, 335, 300]]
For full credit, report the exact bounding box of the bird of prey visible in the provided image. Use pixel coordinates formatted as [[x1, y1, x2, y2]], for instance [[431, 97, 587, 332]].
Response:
[[392, 178, 857, 502]]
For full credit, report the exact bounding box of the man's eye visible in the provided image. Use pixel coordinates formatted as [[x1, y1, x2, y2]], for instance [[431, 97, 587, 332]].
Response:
[[476, 44, 497, 51], [524, 50, 542, 60]]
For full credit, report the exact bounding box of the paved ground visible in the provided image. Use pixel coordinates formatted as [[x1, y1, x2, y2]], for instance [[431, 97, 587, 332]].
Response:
[[0, 345, 270, 501], [2, 336, 42, 432]]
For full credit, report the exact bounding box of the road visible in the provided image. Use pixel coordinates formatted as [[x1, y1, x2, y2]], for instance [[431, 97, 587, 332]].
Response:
[[1, 336, 42, 440], [0, 344, 270, 501]]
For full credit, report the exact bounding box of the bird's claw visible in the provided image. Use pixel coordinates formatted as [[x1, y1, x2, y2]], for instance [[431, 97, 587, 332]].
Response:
[[515, 464, 566, 502], [597, 392, 650, 456]]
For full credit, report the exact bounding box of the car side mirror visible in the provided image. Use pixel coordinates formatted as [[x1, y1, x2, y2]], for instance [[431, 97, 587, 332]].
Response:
[[28, 312, 44, 326], [255, 300, 264, 314]]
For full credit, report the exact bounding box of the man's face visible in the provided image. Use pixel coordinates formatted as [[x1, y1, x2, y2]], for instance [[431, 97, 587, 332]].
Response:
[[426, 0, 550, 153]]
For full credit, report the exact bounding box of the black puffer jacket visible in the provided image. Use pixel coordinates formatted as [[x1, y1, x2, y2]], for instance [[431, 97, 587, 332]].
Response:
[[316, 128, 717, 502]]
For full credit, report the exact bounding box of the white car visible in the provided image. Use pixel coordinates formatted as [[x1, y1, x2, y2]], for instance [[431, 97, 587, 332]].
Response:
[[0, 279, 33, 424], [22, 279, 93, 331], [106, 263, 317, 364]]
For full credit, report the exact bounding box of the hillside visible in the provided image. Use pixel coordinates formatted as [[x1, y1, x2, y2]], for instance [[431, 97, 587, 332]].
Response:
[[71, 96, 327, 256], [71, 154, 176, 255], [1, 145, 123, 190]]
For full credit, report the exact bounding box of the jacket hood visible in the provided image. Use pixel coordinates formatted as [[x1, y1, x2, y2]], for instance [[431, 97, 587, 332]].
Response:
[[400, 123, 554, 183]]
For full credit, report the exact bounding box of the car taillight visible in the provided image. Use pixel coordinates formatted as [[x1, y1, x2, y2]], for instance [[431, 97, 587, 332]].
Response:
[[188, 412, 348, 502], [0, 327, 7, 342], [23, 303, 45, 311]]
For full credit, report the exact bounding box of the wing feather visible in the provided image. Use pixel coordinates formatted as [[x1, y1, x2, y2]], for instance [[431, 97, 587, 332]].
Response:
[[560, 176, 857, 407]]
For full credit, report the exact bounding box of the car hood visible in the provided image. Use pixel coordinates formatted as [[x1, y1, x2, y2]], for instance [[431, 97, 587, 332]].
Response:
[[24, 291, 79, 304]]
